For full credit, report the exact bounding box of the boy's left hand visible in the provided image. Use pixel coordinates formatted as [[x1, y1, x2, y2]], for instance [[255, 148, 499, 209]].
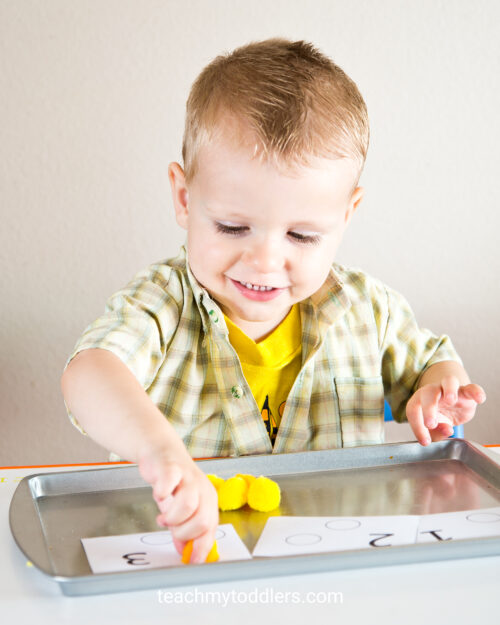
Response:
[[406, 376, 486, 446]]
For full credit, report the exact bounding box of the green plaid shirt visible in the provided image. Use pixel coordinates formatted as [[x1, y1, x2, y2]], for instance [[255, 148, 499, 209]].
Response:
[[65, 246, 461, 457]]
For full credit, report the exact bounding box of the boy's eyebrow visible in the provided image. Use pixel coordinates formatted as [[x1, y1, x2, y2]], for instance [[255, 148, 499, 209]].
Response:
[[207, 210, 248, 220], [204, 203, 247, 218], [287, 220, 338, 230]]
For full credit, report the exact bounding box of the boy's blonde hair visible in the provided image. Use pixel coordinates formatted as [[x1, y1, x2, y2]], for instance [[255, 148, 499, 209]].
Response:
[[182, 38, 369, 184]]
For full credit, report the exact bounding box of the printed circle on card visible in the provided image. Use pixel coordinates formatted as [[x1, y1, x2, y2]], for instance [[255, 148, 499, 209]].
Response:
[[140, 532, 173, 545], [466, 512, 500, 523], [325, 519, 362, 531], [285, 533, 322, 546]]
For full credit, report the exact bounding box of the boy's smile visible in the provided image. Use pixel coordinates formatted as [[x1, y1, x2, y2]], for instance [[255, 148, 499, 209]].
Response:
[[169, 124, 363, 341], [228, 277, 286, 300]]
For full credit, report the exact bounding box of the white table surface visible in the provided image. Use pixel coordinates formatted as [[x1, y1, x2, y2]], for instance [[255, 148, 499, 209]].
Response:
[[3, 445, 500, 625]]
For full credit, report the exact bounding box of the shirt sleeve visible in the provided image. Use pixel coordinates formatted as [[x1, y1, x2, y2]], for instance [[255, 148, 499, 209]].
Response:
[[378, 284, 463, 423], [63, 265, 180, 434]]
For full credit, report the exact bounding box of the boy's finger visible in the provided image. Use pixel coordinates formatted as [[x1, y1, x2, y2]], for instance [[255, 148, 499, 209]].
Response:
[[167, 493, 219, 549], [152, 464, 183, 502], [430, 420, 454, 441], [156, 493, 174, 513], [160, 486, 199, 527], [189, 532, 217, 564], [419, 385, 441, 429], [459, 384, 487, 404], [440, 375, 460, 406], [156, 512, 169, 527], [406, 400, 431, 446], [173, 536, 187, 557]]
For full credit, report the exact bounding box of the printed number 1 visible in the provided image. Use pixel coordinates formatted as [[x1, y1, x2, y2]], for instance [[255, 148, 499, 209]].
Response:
[[420, 529, 452, 541]]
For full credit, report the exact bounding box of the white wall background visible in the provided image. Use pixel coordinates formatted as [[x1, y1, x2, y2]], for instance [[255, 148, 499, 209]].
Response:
[[1, 0, 498, 465]]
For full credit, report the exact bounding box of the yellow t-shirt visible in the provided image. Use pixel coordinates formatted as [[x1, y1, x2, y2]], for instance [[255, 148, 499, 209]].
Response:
[[224, 305, 302, 445]]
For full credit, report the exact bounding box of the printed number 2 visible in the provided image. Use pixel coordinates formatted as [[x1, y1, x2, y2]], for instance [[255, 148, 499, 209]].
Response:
[[369, 533, 394, 547], [122, 552, 150, 566]]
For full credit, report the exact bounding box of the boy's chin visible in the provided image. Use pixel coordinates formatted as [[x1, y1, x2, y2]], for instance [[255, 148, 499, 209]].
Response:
[[225, 302, 292, 324]]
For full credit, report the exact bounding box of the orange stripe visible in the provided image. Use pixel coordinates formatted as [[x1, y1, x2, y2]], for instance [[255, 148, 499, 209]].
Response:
[[0, 461, 132, 470], [0, 457, 220, 469]]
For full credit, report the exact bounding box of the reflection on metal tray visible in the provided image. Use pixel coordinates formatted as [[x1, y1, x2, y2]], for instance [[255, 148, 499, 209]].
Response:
[[9, 440, 500, 596]]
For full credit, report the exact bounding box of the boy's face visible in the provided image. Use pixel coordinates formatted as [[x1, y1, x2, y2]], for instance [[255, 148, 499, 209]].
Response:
[[169, 128, 363, 341]]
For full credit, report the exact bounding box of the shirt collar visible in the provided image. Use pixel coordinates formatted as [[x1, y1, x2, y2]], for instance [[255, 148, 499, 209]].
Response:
[[182, 245, 229, 337], [295, 266, 351, 364], [309, 264, 352, 327]]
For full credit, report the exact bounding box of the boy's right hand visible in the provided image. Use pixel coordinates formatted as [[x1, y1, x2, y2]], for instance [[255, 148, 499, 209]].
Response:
[[137, 450, 219, 564]]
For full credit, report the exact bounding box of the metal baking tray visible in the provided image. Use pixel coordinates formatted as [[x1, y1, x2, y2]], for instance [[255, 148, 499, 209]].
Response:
[[9, 440, 500, 596]]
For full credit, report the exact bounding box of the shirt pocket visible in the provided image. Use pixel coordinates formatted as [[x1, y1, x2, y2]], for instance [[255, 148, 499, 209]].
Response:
[[334, 376, 385, 447]]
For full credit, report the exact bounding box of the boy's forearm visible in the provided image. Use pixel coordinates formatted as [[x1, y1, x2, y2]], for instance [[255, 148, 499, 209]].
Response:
[[416, 360, 470, 389], [61, 349, 190, 463]]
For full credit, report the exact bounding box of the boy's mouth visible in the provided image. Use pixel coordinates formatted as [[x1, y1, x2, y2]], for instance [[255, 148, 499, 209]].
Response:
[[236, 280, 275, 292], [228, 278, 286, 302]]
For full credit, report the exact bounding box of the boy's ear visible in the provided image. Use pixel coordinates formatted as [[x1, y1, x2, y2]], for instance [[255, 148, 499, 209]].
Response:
[[344, 186, 364, 226], [168, 162, 189, 230]]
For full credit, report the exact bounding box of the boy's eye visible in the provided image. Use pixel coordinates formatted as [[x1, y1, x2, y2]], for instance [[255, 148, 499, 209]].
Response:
[[214, 222, 321, 245], [288, 231, 321, 245], [214, 222, 248, 236]]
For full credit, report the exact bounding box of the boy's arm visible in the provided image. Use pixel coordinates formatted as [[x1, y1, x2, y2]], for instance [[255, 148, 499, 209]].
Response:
[[374, 280, 486, 443], [61, 348, 219, 563], [406, 360, 486, 446]]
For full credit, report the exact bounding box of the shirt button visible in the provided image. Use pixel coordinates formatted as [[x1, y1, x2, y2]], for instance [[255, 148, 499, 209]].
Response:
[[231, 385, 243, 399]]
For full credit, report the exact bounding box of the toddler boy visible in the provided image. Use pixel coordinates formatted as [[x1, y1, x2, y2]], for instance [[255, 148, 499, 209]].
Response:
[[61, 39, 485, 563]]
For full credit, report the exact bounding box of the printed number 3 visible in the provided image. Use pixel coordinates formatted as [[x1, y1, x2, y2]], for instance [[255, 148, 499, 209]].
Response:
[[122, 552, 150, 566]]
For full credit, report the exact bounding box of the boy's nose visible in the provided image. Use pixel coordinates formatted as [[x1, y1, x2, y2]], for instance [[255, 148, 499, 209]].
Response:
[[242, 237, 284, 273]]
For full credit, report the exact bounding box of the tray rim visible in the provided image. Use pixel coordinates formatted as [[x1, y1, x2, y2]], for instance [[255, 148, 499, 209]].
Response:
[[9, 439, 500, 595], [8, 438, 478, 490]]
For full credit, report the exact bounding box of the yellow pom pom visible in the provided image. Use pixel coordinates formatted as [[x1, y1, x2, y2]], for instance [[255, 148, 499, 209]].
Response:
[[181, 539, 219, 564], [247, 476, 281, 512], [235, 473, 256, 488], [217, 476, 248, 511], [206, 474, 225, 490]]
